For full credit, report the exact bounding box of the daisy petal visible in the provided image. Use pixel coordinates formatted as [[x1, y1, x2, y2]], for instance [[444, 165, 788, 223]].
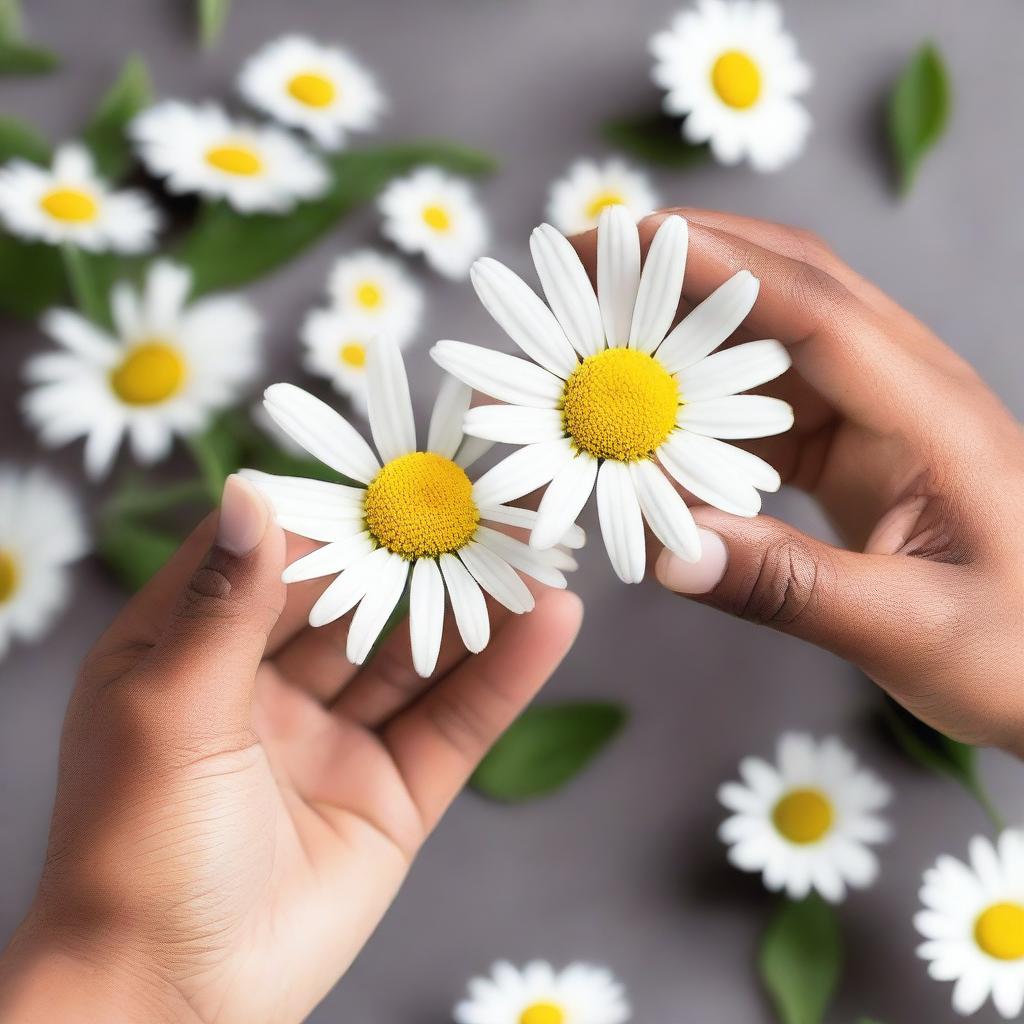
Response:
[[458, 541, 535, 614], [463, 405, 565, 445], [427, 375, 472, 459], [678, 395, 794, 439], [431, 340, 563, 408], [471, 437, 574, 508], [661, 432, 762, 517], [596, 459, 646, 583], [281, 533, 375, 583], [439, 552, 490, 652], [479, 503, 586, 549], [367, 335, 416, 462], [346, 552, 409, 665], [308, 546, 388, 627], [694, 438, 782, 492], [454, 435, 494, 470], [476, 526, 567, 588], [240, 469, 366, 518], [629, 459, 701, 562], [680, 339, 791, 402], [597, 205, 641, 347], [629, 215, 688, 353], [531, 452, 598, 550], [41, 309, 119, 363], [83, 418, 123, 481], [410, 558, 445, 677]]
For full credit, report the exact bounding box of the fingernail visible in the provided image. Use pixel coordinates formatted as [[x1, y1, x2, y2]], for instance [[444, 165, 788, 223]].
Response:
[[656, 527, 729, 594], [216, 475, 269, 556]]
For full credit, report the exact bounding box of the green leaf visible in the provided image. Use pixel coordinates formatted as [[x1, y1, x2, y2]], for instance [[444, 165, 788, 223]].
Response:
[[471, 701, 626, 802], [886, 43, 951, 195], [177, 141, 499, 294], [0, 234, 63, 316], [0, 115, 50, 164], [98, 516, 180, 592], [759, 896, 842, 1024], [82, 54, 152, 180], [197, 0, 231, 49], [0, 40, 59, 75], [602, 111, 710, 169], [0, 0, 22, 40]]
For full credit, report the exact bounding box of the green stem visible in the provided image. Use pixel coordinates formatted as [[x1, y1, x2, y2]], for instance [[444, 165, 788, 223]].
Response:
[[104, 479, 210, 519], [0, 0, 22, 42], [186, 435, 227, 505], [61, 243, 106, 324], [965, 777, 1006, 834]]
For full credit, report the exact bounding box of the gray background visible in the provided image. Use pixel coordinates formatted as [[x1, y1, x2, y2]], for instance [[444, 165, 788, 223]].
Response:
[[2, 1, 1023, 1021]]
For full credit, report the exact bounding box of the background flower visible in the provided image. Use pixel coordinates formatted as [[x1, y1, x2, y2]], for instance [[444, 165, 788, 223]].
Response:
[[546, 158, 658, 235]]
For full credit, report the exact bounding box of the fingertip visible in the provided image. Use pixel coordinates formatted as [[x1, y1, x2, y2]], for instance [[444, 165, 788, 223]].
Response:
[[656, 527, 729, 595]]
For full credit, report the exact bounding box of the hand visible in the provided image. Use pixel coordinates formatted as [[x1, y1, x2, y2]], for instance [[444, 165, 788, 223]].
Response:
[[0, 476, 582, 1023], [576, 209, 1024, 754]]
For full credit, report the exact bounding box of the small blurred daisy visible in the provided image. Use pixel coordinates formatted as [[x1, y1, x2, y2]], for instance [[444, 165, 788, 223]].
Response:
[[916, 830, 1024, 1019], [299, 307, 389, 414], [130, 101, 328, 213], [718, 732, 891, 903], [326, 249, 422, 345], [246, 336, 582, 677], [432, 206, 792, 583], [378, 166, 487, 279], [546, 158, 658, 236], [650, 0, 812, 172], [454, 960, 631, 1024], [0, 143, 160, 253], [0, 466, 88, 661], [24, 261, 261, 480], [238, 34, 385, 151]]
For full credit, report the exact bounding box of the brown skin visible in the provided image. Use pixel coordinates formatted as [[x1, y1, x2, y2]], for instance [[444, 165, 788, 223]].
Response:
[[1, 209, 1022, 1022]]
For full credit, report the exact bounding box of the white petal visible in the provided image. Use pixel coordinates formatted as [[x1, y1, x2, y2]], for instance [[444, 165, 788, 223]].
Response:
[[629, 215, 688, 353], [366, 335, 416, 463], [263, 383, 380, 483], [629, 458, 701, 562], [680, 339, 791, 402], [475, 526, 567, 589], [457, 541, 535, 613], [272, 512, 364, 543], [83, 419, 123, 481], [430, 339, 564, 408], [531, 452, 598, 550], [240, 469, 366, 518], [410, 558, 445, 677], [438, 552, 490, 652], [661, 432, 761, 516], [427, 375, 471, 459], [470, 257, 578, 377], [471, 437, 574, 507], [688, 436, 781, 492], [454, 435, 494, 469], [595, 459, 646, 583], [678, 395, 794, 439], [346, 553, 409, 665], [42, 309, 119, 363], [656, 270, 760, 373], [479, 503, 586, 549], [308, 546, 389, 627], [463, 405, 565, 445], [110, 283, 141, 339], [529, 222, 604, 358], [597, 205, 641, 348], [281, 533, 375, 583]]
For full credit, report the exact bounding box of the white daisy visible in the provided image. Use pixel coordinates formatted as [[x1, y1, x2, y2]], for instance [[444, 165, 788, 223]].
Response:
[[378, 166, 488, 279], [326, 249, 422, 345], [23, 261, 261, 480], [718, 732, 892, 903], [0, 466, 88, 661], [0, 142, 160, 253], [916, 830, 1024, 1019], [238, 34, 385, 151], [650, 0, 812, 172], [454, 960, 631, 1024], [129, 101, 329, 214], [244, 336, 583, 678], [546, 158, 659, 236], [431, 206, 792, 583]]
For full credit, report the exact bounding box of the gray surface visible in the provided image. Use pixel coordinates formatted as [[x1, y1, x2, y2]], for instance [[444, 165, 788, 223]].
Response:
[[2, 1, 1023, 1021]]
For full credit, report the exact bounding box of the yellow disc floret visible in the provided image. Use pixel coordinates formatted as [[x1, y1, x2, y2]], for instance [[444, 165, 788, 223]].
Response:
[[110, 341, 187, 406], [339, 342, 367, 368], [40, 187, 99, 223], [711, 50, 762, 109], [355, 281, 383, 309], [975, 902, 1024, 961], [363, 451, 479, 559], [422, 204, 451, 231], [562, 347, 679, 461], [287, 71, 337, 108], [206, 144, 264, 176], [519, 1004, 565, 1024], [0, 550, 19, 604], [585, 190, 625, 221], [772, 788, 834, 845]]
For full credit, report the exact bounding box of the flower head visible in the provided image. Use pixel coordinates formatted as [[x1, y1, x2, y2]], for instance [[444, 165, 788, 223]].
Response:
[[546, 158, 658, 236], [326, 249, 422, 344], [299, 307, 389, 414]]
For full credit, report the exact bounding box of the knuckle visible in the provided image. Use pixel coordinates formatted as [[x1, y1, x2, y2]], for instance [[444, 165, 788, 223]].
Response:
[[737, 536, 828, 629], [787, 260, 847, 328]]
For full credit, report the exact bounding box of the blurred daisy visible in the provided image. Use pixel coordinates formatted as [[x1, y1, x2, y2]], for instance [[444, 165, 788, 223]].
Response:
[[650, 0, 812, 171], [916, 831, 1024, 1019], [246, 336, 582, 677], [326, 249, 422, 344], [130, 101, 328, 213], [454, 960, 630, 1024], [238, 34, 385, 150], [0, 143, 160, 253], [0, 466, 88, 661], [24, 261, 261, 480], [431, 206, 792, 583], [546, 158, 658, 236], [718, 732, 891, 903], [378, 166, 487, 279]]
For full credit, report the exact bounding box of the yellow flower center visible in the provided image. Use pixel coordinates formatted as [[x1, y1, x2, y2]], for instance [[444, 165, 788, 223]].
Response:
[[205, 144, 264, 177], [109, 341, 187, 406], [0, 550, 19, 604], [772, 788, 834, 844], [585, 189, 626, 221], [339, 341, 367, 369], [562, 347, 679, 461], [422, 204, 451, 232], [711, 49, 762, 109], [355, 281, 384, 309], [519, 1004, 565, 1024], [363, 451, 479, 559], [39, 187, 99, 223], [975, 902, 1024, 961], [286, 71, 337, 108]]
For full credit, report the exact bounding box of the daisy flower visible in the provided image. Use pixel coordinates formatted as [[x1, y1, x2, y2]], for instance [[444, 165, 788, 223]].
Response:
[[326, 249, 422, 345], [245, 336, 582, 678], [129, 101, 329, 214], [650, 0, 812, 172], [718, 732, 892, 903], [0, 466, 88, 661], [454, 960, 631, 1024], [916, 830, 1024, 1019], [23, 261, 261, 480], [378, 166, 488, 279], [0, 142, 160, 253], [238, 34, 385, 151], [546, 158, 658, 236], [431, 206, 792, 584]]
